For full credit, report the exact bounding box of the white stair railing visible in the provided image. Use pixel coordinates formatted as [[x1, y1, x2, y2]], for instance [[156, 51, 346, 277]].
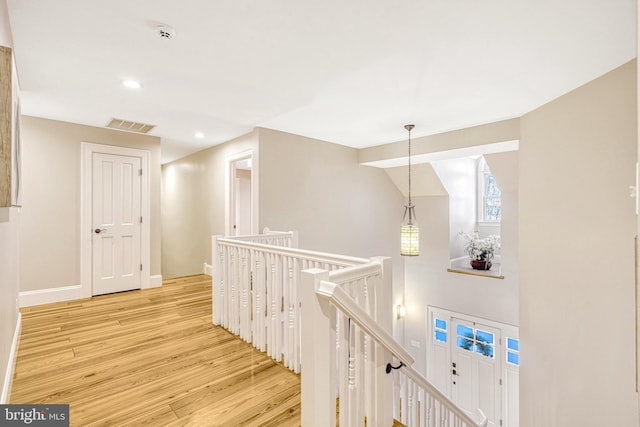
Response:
[[302, 265, 488, 427], [212, 230, 371, 373], [213, 230, 487, 427], [300, 260, 394, 426]]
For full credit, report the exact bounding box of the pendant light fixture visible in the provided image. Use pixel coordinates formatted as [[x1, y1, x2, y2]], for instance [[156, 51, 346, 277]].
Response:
[[400, 124, 419, 256]]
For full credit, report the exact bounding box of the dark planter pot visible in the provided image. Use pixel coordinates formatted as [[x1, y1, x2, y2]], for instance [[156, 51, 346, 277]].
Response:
[[470, 259, 492, 271]]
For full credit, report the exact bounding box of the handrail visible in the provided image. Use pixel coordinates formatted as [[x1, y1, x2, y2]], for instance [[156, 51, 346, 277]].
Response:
[[400, 364, 488, 427], [223, 229, 293, 242], [316, 276, 487, 427], [217, 237, 370, 267], [213, 233, 375, 375], [216, 231, 487, 427], [316, 279, 415, 370], [327, 262, 385, 285]]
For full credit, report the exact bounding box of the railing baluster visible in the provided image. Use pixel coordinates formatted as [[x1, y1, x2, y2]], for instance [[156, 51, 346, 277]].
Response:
[[267, 252, 276, 360], [240, 247, 249, 341], [355, 324, 365, 426], [338, 310, 349, 427], [213, 231, 485, 427], [274, 253, 283, 362], [223, 245, 231, 329], [293, 258, 301, 373]]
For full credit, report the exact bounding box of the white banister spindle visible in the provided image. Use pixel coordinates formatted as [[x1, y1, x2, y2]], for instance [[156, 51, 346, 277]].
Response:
[[401, 373, 409, 424], [338, 311, 349, 427], [285, 257, 295, 370], [425, 393, 432, 427], [232, 247, 238, 332], [364, 334, 374, 426], [292, 258, 301, 373], [222, 245, 231, 329], [212, 235, 222, 325], [240, 247, 250, 341], [266, 253, 276, 360], [355, 326, 365, 426], [347, 319, 358, 426], [274, 254, 283, 362]]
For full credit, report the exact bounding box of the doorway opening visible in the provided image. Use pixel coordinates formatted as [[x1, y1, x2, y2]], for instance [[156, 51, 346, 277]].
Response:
[[81, 143, 151, 298], [225, 150, 257, 236]]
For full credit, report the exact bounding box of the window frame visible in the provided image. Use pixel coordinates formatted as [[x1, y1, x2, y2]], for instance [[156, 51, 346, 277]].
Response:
[[477, 157, 502, 225]]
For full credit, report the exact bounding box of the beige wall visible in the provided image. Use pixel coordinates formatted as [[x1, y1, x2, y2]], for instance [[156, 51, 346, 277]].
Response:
[[162, 127, 406, 334], [0, 207, 19, 402], [162, 126, 405, 274], [19, 116, 162, 292], [0, 0, 19, 402], [520, 60, 637, 426], [0, 0, 11, 47], [637, 4, 640, 424], [258, 128, 403, 257], [257, 128, 406, 338], [162, 130, 258, 279]]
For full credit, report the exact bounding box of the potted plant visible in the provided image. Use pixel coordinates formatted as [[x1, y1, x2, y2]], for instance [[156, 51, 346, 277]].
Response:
[[460, 232, 500, 270]]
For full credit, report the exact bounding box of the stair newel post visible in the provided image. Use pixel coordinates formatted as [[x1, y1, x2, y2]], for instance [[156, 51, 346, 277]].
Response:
[[290, 230, 299, 248], [372, 256, 394, 426], [212, 235, 222, 325], [301, 268, 337, 427]]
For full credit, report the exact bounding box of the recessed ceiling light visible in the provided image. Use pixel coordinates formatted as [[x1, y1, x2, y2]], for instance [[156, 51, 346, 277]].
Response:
[[122, 79, 142, 89], [194, 132, 205, 139]]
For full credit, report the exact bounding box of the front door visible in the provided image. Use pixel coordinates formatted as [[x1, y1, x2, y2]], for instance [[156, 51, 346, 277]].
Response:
[[92, 152, 142, 295], [451, 318, 502, 427]]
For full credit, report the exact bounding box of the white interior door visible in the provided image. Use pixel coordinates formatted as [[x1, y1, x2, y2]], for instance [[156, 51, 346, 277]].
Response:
[[92, 153, 142, 296], [451, 318, 502, 427]]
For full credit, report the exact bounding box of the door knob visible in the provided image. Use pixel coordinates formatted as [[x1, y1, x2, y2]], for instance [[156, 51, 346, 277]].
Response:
[[94, 228, 107, 234]]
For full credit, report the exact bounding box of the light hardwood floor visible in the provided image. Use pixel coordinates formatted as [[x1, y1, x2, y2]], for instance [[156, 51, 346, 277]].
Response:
[[10, 275, 301, 426]]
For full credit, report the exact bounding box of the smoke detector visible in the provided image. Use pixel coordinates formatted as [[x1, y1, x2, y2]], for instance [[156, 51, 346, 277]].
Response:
[[157, 24, 176, 39]]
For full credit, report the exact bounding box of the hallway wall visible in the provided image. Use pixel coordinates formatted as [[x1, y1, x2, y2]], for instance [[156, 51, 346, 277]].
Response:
[[161, 130, 258, 279], [0, 0, 19, 402], [18, 117, 162, 293], [520, 60, 637, 426]]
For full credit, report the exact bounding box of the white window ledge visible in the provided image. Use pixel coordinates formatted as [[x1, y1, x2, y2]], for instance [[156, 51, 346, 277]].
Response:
[[448, 257, 504, 279]]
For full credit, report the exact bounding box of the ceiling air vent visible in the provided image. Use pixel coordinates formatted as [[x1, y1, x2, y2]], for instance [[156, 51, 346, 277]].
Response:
[[105, 118, 156, 134]]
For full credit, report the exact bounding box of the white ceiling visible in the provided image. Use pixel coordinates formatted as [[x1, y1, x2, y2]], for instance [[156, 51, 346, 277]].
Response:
[[6, 0, 637, 164]]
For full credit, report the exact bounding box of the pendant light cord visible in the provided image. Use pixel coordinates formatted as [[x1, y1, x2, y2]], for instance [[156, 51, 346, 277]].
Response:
[[405, 124, 415, 223], [408, 128, 411, 205]]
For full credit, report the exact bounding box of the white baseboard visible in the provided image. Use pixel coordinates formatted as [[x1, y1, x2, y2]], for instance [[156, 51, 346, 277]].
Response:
[[1, 312, 21, 404], [21, 274, 164, 307], [19, 284, 85, 308], [203, 263, 213, 276], [149, 275, 163, 288]]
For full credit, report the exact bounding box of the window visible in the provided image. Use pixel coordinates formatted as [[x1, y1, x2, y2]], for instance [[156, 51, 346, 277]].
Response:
[[478, 158, 501, 223], [507, 337, 520, 365], [456, 324, 495, 358], [434, 318, 448, 343]]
